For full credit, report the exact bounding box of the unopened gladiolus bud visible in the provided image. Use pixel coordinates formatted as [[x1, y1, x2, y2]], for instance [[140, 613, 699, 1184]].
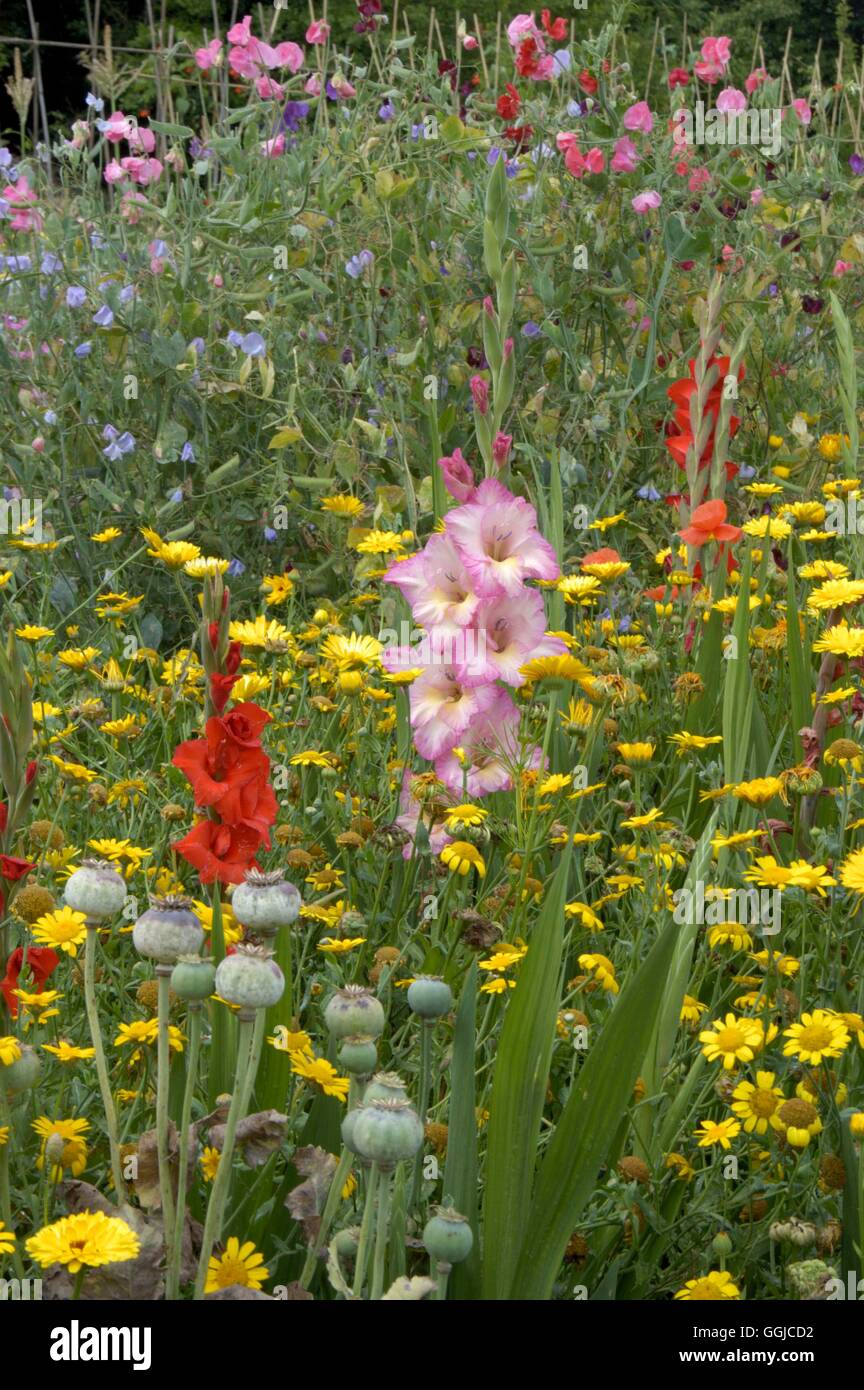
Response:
[[502, 337, 514, 361], [492, 432, 512, 469], [483, 295, 495, 318], [470, 375, 489, 415]]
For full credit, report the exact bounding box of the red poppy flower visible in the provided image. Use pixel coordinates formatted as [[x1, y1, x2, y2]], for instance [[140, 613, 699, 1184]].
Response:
[[678, 499, 742, 548], [1, 944, 60, 1016]]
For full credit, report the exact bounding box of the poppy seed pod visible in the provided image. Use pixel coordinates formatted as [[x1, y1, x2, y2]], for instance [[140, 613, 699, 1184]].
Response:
[[64, 858, 127, 921], [422, 1207, 474, 1266], [3, 1043, 40, 1095], [353, 1097, 423, 1165], [170, 953, 217, 1001], [324, 984, 385, 1040], [363, 1071, 407, 1104], [338, 1034, 378, 1076], [215, 943, 285, 1010], [341, 1106, 364, 1155], [231, 868, 301, 934], [407, 975, 453, 1020], [133, 894, 204, 965]]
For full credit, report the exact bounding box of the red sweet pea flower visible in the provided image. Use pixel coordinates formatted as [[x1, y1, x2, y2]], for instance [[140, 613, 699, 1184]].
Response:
[[516, 37, 540, 77], [541, 10, 568, 40], [496, 83, 520, 119], [678, 499, 742, 548], [577, 69, 598, 95], [668, 67, 690, 89], [172, 820, 264, 885]]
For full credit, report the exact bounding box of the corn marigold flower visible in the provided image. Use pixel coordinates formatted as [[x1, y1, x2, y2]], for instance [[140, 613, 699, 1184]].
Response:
[[0, 1221, 16, 1254], [26, 1210, 140, 1272], [694, 1118, 741, 1149], [31, 907, 88, 956], [732, 777, 783, 807], [0, 1036, 22, 1067], [205, 1237, 269, 1293], [674, 1270, 740, 1300], [440, 841, 486, 878], [730, 1072, 784, 1134], [699, 1013, 765, 1068], [783, 1011, 849, 1065], [289, 1049, 350, 1101], [42, 1040, 95, 1063], [200, 1146, 221, 1181]]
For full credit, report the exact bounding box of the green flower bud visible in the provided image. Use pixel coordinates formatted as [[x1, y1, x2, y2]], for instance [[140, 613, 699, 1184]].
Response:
[[3, 1043, 40, 1095], [422, 1206, 474, 1266], [407, 975, 453, 1020], [324, 984, 385, 1040], [712, 1231, 733, 1258]]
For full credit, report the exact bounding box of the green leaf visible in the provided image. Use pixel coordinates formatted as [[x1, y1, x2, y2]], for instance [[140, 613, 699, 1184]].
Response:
[[511, 914, 679, 1300], [442, 962, 481, 1299], [147, 119, 195, 139], [481, 845, 572, 1300]]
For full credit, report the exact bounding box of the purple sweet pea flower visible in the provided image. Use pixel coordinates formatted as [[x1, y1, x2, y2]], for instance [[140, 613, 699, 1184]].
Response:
[[73, 342, 92, 358], [66, 286, 87, 308], [93, 305, 114, 327], [240, 332, 267, 357]]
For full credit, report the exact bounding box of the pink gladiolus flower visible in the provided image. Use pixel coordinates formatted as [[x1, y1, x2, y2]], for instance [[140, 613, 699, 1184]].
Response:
[[195, 39, 223, 70], [470, 376, 489, 415], [632, 190, 661, 213], [444, 477, 560, 598], [492, 433, 512, 469], [792, 99, 812, 125], [405, 665, 500, 760], [102, 111, 134, 142], [454, 589, 567, 688], [306, 20, 330, 43], [437, 448, 476, 503], [384, 532, 479, 629], [745, 67, 769, 93], [623, 101, 654, 133], [716, 87, 746, 114], [434, 689, 543, 797], [611, 136, 639, 173], [502, 337, 514, 361]]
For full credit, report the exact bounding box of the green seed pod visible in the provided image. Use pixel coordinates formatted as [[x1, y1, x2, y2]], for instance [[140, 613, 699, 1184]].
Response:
[[3, 1043, 40, 1095], [711, 1231, 733, 1258], [324, 984, 385, 1040], [353, 1097, 423, 1165], [215, 943, 285, 1010], [407, 975, 453, 1020], [231, 868, 301, 934], [363, 1071, 407, 1105], [170, 953, 217, 1001], [332, 1226, 360, 1260], [133, 894, 204, 965], [64, 858, 127, 921], [338, 1034, 378, 1076], [422, 1207, 474, 1266], [341, 1106, 364, 1155]]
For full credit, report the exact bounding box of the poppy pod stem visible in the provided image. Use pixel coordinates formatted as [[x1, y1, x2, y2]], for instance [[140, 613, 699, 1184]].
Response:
[[370, 1164, 393, 1299], [298, 1145, 354, 1290], [193, 1012, 260, 1299], [166, 1002, 201, 1300], [155, 965, 176, 1287], [410, 1022, 433, 1208], [83, 920, 124, 1199], [352, 1160, 380, 1298]]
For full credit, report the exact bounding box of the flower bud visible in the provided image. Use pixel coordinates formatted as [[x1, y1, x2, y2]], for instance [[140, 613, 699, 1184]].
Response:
[[3, 1043, 40, 1094]]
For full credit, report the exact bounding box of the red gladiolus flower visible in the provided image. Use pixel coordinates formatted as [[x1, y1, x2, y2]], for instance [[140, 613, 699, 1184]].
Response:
[[497, 83, 520, 119], [1, 944, 60, 1016], [172, 820, 264, 885], [0, 801, 6, 834], [678, 499, 742, 548], [210, 672, 238, 713], [0, 855, 34, 882]]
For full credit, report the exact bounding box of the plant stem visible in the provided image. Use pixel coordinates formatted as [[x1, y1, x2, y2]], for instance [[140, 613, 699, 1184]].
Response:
[[193, 1012, 258, 1299], [352, 1161, 380, 1299], [156, 966, 176, 1284], [370, 1165, 392, 1299], [299, 1145, 353, 1289], [435, 1260, 451, 1300], [166, 1003, 201, 1300], [84, 922, 124, 1199], [411, 1020, 433, 1207], [0, 1088, 24, 1279]]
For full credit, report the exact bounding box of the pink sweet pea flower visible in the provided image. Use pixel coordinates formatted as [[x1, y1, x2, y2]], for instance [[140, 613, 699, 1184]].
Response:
[[226, 16, 253, 46], [261, 134, 286, 158], [833, 260, 854, 277], [305, 74, 322, 96], [444, 477, 560, 597], [120, 156, 163, 186], [611, 136, 639, 173], [716, 87, 746, 114], [668, 67, 690, 89], [791, 98, 812, 125], [330, 73, 357, 98], [694, 35, 731, 84], [507, 14, 544, 46], [623, 101, 654, 133], [103, 159, 126, 185], [745, 67, 769, 93], [101, 110, 134, 142], [306, 20, 330, 43], [255, 75, 285, 101], [632, 190, 661, 213], [228, 46, 258, 79], [384, 532, 479, 630], [750, 187, 764, 205], [564, 144, 605, 177], [195, 39, 223, 71], [555, 131, 578, 153], [463, 34, 479, 50], [688, 166, 711, 193], [437, 448, 476, 503], [128, 125, 156, 154]]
